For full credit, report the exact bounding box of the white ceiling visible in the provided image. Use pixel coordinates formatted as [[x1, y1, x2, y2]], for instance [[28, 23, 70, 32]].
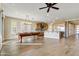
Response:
[[1, 3, 79, 23]]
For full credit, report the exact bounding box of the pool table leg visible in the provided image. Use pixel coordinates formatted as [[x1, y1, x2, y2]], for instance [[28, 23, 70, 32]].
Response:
[[20, 36, 22, 43]]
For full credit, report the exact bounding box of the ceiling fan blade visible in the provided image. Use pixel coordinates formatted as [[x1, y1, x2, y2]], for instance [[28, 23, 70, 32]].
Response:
[[45, 3, 49, 5], [39, 7, 47, 9], [52, 7, 59, 10], [47, 7, 50, 13], [52, 3, 57, 5]]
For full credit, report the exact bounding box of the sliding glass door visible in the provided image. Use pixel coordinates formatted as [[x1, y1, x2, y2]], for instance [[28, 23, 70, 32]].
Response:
[[75, 25, 79, 39], [10, 19, 32, 39], [76, 25, 79, 34]]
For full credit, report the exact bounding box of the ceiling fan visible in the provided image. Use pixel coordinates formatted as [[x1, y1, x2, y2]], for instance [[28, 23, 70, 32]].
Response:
[[39, 3, 59, 13]]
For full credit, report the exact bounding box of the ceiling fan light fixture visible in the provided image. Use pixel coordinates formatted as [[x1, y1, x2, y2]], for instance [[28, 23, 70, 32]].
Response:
[[39, 3, 59, 13]]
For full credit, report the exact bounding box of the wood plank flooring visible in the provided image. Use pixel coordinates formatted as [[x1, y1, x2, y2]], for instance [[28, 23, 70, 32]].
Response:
[[0, 35, 79, 56]]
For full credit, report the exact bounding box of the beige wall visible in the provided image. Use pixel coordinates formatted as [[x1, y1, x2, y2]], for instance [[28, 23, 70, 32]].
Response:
[[4, 16, 11, 40]]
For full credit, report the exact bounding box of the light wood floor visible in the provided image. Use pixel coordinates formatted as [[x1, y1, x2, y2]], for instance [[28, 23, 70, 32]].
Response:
[[0, 35, 79, 56]]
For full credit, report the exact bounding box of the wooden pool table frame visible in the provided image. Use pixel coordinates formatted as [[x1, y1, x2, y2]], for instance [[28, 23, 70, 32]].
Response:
[[18, 32, 44, 43]]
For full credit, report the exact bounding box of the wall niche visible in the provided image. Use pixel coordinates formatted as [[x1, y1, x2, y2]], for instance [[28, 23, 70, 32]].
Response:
[[36, 22, 48, 31]]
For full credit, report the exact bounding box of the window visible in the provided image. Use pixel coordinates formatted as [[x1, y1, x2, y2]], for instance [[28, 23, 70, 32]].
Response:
[[10, 20, 32, 38], [76, 25, 79, 34], [57, 26, 65, 32]]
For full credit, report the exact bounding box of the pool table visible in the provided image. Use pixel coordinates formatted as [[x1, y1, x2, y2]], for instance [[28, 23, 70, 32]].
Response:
[[18, 32, 44, 43]]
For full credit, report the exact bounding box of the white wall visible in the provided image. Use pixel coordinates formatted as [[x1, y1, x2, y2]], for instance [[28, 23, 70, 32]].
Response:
[[0, 12, 2, 50]]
